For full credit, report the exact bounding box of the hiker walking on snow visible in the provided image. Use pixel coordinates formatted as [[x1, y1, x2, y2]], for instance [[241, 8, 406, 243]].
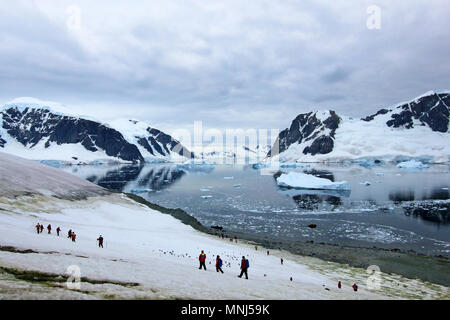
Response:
[[36, 223, 41, 234], [71, 233, 76, 242], [40, 224, 44, 233], [198, 250, 207, 270], [56, 227, 61, 236], [97, 235, 104, 248], [238, 256, 249, 279], [47, 224, 52, 234], [68, 229, 72, 239], [216, 255, 224, 273]]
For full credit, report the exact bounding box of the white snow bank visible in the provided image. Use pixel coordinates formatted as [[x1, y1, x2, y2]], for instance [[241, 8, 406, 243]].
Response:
[[396, 160, 430, 169], [277, 172, 351, 190]]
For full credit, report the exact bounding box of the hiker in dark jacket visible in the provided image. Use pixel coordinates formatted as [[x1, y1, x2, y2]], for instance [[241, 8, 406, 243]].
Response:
[[36, 223, 41, 234], [40, 225, 44, 233], [216, 255, 224, 273], [56, 227, 61, 236], [47, 224, 52, 234], [198, 250, 207, 270], [238, 256, 249, 279], [97, 235, 104, 248], [68, 229, 72, 239]]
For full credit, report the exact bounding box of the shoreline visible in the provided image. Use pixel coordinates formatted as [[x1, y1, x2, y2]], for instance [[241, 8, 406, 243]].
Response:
[[127, 193, 450, 287]]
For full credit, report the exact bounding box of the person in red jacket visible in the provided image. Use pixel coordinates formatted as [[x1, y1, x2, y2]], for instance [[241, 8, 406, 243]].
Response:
[[71, 233, 76, 242], [352, 283, 358, 292], [198, 250, 207, 270], [36, 223, 41, 234], [47, 224, 52, 234], [40, 224, 44, 233], [97, 235, 104, 248], [238, 256, 249, 279], [338, 281, 342, 289], [56, 227, 61, 236]]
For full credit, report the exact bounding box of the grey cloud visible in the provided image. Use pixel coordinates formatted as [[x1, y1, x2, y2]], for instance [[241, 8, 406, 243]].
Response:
[[0, 0, 449, 132]]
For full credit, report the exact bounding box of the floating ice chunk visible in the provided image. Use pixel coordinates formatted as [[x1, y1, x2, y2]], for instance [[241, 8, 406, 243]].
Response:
[[277, 172, 351, 190], [130, 188, 153, 194], [224, 176, 234, 180], [396, 160, 429, 169], [280, 162, 310, 168], [360, 181, 371, 186], [201, 195, 212, 199], [200, 188, 211, 192], [233, 184, 242, 188], [252, 163, 269, 169]]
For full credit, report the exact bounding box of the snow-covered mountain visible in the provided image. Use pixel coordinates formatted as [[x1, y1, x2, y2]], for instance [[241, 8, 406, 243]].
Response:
[[268, 91, 450, 163], [0, 98, 193, 164], [108, 119, 194, 162]]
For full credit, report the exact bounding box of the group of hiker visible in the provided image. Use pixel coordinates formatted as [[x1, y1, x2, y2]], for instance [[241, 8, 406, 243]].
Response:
[[35, 223, 104, 247], [198, 249, 358, 290], [198, 250, 250, 279], [217, 233, 238, 243], [36, 223, 61, 236]]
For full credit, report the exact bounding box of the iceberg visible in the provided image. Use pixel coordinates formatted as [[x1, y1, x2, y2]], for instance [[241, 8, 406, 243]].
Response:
[[130, 188, 153, 194], [280, 162, 310, 168], [396, 160, 429, 169], [277, 172, 351, 191]]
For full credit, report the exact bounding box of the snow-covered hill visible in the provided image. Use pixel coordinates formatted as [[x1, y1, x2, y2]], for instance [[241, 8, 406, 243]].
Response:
[[0, 98, 193, 164], [0, 151, 108, 199], [1, 152, 446, 299], [268, 91, 450, 163]]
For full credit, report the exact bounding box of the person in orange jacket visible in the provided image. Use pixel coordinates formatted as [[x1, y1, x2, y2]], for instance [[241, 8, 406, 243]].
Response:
[[198, 250, 207, 270]]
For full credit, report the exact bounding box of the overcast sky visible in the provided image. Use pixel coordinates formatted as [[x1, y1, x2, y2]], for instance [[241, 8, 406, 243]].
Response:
[[1, 0, 449, 134]]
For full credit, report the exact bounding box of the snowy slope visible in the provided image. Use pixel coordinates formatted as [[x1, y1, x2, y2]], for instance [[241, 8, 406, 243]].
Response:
[[1, 153, 446, 299], [269, 91, 450, 163], [0, 151, 108, 199]]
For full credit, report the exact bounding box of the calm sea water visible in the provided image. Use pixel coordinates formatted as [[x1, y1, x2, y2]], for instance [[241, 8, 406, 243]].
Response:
[[58, 162, 450, 257]]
